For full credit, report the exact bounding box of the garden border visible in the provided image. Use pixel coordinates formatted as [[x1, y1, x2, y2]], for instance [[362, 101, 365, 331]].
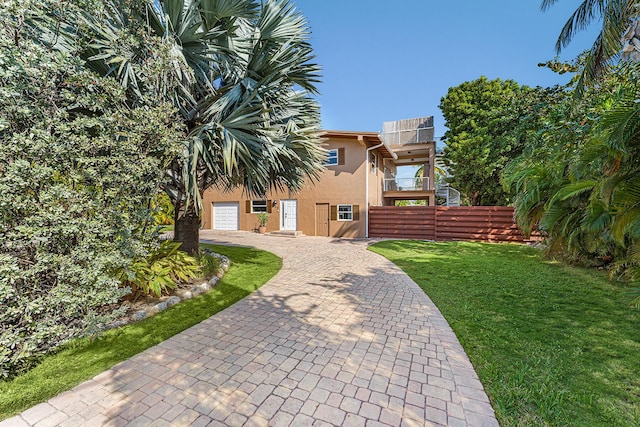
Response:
[[103, 252, 231, 330]]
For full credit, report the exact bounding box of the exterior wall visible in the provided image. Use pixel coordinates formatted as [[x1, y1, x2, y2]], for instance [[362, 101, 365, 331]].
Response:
[[202, 135, 387, 238], [367, 150, 385, 209]]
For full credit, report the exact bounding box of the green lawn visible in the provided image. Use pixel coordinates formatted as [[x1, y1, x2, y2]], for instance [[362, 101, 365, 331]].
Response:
[[0, 243, 281, 421], [369, 240, 640, 427]]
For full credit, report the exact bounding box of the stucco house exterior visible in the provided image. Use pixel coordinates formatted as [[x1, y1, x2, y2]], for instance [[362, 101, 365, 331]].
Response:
[[201, 117, 436, 238]]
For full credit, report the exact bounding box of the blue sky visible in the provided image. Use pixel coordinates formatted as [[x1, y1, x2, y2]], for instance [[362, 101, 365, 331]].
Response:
[[294, 0, 600, 140]]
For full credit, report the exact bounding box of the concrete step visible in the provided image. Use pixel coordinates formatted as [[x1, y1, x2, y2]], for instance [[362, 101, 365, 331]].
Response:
[[268, 230, 305, 238]]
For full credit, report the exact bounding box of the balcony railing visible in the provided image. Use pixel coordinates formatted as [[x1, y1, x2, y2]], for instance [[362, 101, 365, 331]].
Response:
[[382, 128, 434, 146], [382, 117, 435, 146], [384, 177, 431, 192]]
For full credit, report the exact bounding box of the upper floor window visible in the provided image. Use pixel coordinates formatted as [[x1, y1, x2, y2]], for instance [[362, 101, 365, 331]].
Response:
[[325, 149, 339, 166], [370, 152, 377, 173]]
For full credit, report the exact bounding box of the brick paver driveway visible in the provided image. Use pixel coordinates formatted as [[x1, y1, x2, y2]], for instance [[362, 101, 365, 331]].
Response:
[[3, 232, 497, 427]]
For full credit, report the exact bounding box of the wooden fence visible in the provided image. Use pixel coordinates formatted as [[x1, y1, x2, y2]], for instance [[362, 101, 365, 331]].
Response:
[[369, 206, 535, 242]]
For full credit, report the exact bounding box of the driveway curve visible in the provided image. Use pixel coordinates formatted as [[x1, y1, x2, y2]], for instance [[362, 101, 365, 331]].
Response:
[[3, 232, 497, 427]]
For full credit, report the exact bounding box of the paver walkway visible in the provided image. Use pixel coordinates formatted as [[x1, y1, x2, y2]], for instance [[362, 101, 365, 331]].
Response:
[[3, 231, 498, 427]]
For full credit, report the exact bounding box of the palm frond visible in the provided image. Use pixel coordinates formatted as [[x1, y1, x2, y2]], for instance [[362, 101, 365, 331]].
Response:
[[543, 0, 638, 97], [552, 180, 596, 202], [26, 0, 324, 218], [582, 199, 612, 231], [543, 0, 607, 54]]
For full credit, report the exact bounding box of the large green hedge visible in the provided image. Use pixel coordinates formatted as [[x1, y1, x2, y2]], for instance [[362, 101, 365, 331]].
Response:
[[0, 17, 180, 378]]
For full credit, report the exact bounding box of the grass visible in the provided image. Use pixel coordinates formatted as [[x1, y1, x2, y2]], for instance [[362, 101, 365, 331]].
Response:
[[369, 240, 640, 427], [0, 243, 280, 421]]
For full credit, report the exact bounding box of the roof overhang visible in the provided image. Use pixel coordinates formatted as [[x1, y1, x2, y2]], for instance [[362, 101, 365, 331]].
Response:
[[321, 130, 395, 159]]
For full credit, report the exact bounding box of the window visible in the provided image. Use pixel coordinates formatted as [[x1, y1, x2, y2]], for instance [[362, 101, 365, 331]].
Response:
[[338, 204, 353, 221], [325, 149, 339, 166], [331, 204, 359, 221], [370, 152, 377, 173], [251, 200, 268, 213]]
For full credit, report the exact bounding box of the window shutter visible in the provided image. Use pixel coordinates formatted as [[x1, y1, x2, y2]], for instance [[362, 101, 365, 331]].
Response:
[[246, 200, 251, 213], [338, 148, 345, 165], [267, 200, 272, 213], [353, 205, 360, 221], [330, 205, 337, 221]]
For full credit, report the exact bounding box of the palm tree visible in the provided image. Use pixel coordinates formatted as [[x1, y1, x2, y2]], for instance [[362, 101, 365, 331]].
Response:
[[595, 79, 640, 280], [31, 0, 324, 253], [541, 0, 639, 95], [504, 62, 640, 269], [413, 164, 447, 187]]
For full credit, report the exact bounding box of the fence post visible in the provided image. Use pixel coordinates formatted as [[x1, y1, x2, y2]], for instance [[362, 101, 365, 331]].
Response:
[[489, 207, 493, 242]]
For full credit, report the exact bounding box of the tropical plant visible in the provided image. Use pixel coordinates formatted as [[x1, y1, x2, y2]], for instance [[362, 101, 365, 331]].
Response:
[[117, 240, 200, 298], [504, 62, 640, 290], [498, 3, 640, 306], [30, 0, 325, 254], [414, 163, 449, 187], [196, 252, 222, 278], [504, 76, 604, 260], [541, 0, 640, 96], [256, 212, 270, 227]]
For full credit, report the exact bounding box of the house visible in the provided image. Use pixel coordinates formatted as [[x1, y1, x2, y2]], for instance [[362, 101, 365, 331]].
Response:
[[201, 116, 436, 238]]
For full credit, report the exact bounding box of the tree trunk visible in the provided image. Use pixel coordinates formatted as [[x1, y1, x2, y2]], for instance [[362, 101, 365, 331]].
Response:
[[173, 203, 200, 255]]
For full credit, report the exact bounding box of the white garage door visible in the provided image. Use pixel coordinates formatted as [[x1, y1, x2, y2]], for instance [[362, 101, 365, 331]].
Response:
[[213, 202, 239, 230]]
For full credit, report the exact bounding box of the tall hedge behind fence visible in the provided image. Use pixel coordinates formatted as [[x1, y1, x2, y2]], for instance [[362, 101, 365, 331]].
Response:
[[369, 206, 536, 242]]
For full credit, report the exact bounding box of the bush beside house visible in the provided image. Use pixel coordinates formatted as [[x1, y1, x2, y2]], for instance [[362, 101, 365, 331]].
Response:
[[0, 34, 179, 378]]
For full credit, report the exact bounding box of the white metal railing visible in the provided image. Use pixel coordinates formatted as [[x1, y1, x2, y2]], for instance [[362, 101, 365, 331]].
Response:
[[384, 177, 431, 192], [435, 184, 461, 206]]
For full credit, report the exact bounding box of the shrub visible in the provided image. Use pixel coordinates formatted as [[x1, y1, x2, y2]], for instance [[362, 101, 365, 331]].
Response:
[[152, 192, 175, 226], [197, 252, 223, 278], [257, 212, 270, 227], [0, 24, 180, 378], [118, 241, 200, 298]]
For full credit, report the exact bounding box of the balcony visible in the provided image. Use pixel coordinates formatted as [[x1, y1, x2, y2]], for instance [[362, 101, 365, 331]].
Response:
[[382, 117, 434, 147], [382, 128, 434, 147], [384, 177, 431, 192]]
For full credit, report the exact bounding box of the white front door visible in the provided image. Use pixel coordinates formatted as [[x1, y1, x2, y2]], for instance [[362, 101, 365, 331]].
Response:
[[281, 200, 297, 231], [213, 202, 239, 230]]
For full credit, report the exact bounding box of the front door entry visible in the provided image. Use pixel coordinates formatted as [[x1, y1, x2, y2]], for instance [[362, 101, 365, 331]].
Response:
[[315, 203, 329, 236], [281, 200, 297, 231]]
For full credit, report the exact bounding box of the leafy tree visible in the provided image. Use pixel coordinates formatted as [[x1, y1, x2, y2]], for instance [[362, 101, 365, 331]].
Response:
[[31, 0, 325, 254], [0, 17, 179, 377], [439, 77, 551, 205]]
